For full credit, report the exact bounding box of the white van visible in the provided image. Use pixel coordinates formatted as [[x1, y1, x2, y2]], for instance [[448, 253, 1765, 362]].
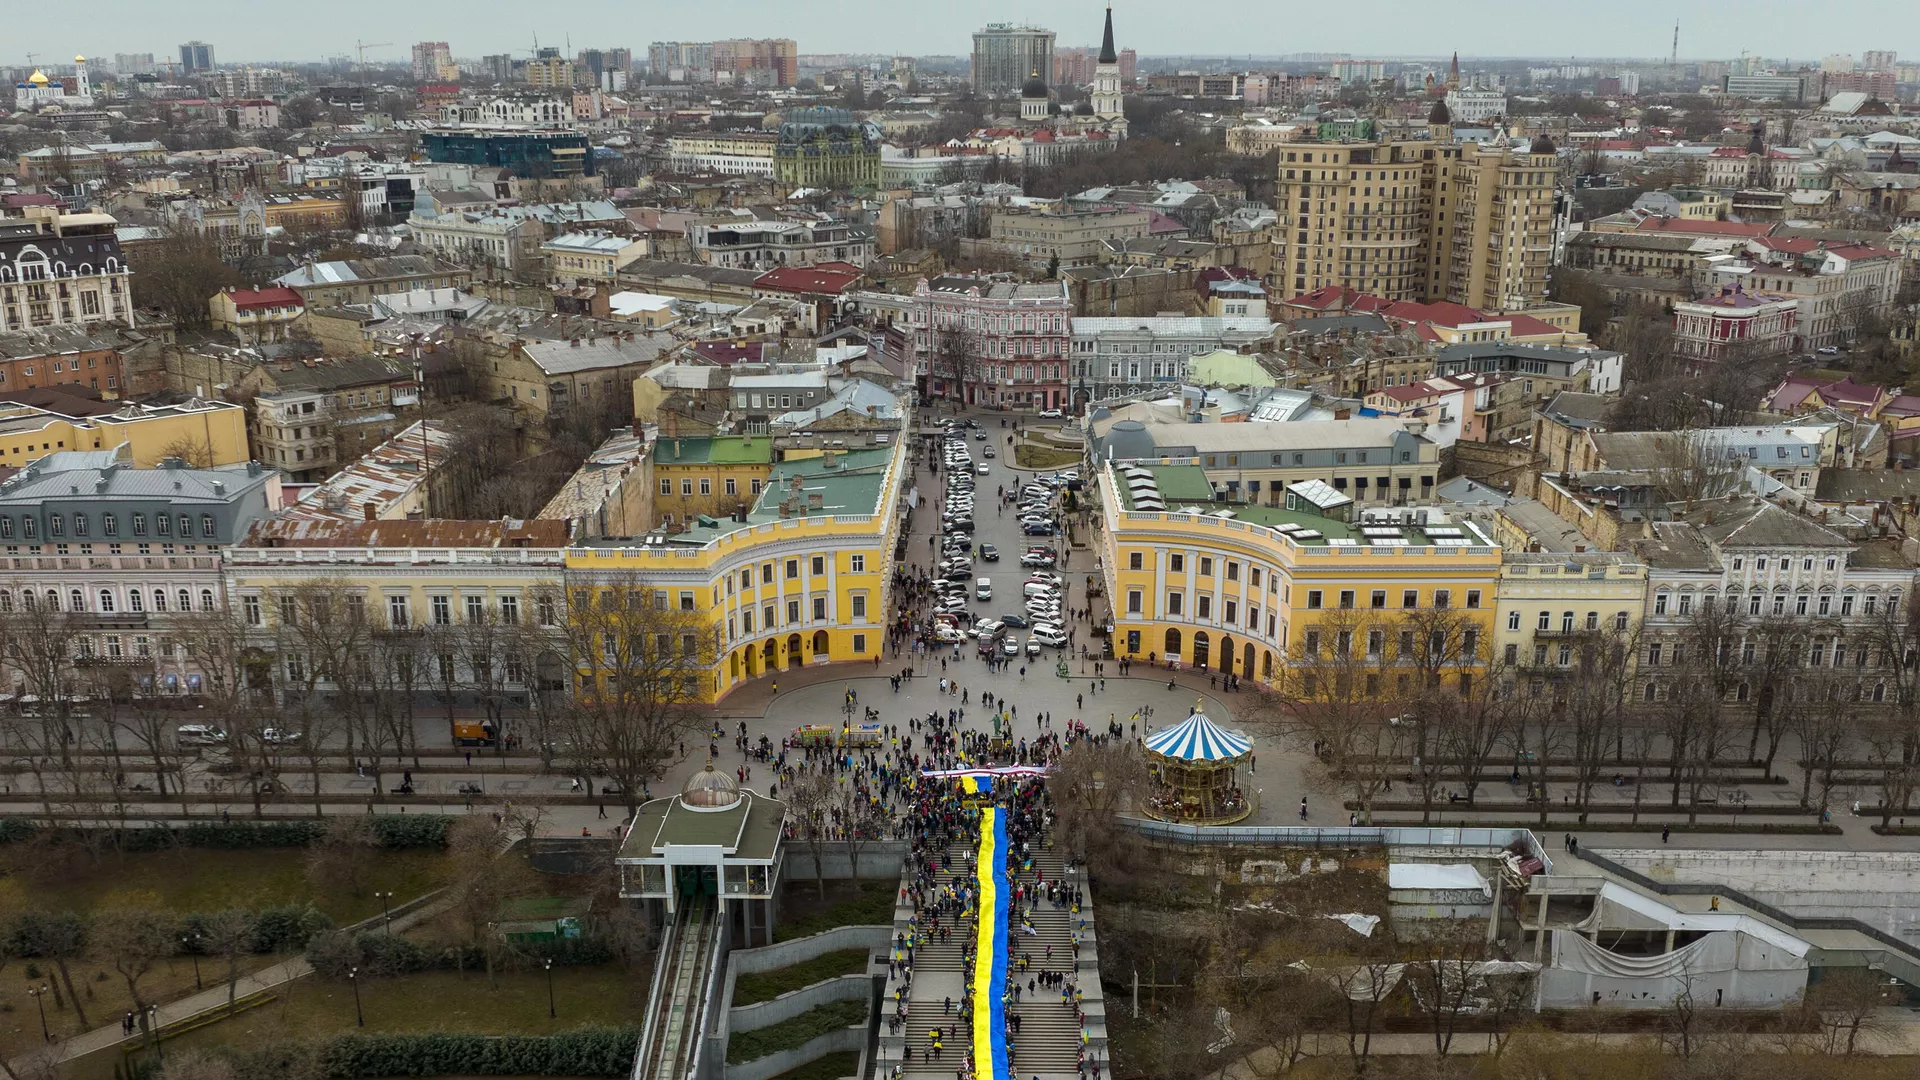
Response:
[[1023, 582, 1060, 599], [176, 724, 228, 746], [976, 577, 993, 601]]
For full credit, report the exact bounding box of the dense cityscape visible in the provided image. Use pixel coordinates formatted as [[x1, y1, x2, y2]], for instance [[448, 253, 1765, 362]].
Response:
[[3, 9, 1920, 1080]]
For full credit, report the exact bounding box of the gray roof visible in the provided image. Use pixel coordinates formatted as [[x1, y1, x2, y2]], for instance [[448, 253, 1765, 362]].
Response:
[[1816, 469, 1920, 503], [1539, 391, 1614, 428], [0, 458, 269, 506], [1630, 521, 1722, 572], [523, 334, 673, 376], [276, 255, 444, 288], [1699, 501, 1849, 550], [255, 355, 413, 392], [1290, 313, 1392, 336]]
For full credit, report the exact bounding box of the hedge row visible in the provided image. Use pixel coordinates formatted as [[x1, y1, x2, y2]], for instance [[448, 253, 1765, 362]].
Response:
[[305, 929, 615, 980], [320, 1028, 639, 1077], [726, 999, 867, 1065], [0, 816, 451, 850], [10, 904, 334, 960]]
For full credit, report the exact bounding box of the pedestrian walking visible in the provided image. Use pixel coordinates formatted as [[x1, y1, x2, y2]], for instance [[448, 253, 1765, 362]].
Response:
[[1661, 824, 1670, 843], [1299, 797, 1308, 820]]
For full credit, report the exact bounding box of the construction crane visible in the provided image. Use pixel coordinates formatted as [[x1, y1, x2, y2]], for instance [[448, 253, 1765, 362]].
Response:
[[354, 39, 393, 75]]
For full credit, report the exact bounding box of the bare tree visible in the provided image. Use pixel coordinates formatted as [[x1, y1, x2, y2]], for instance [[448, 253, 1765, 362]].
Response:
[[93, 905, 180, 1045], [201, 908, 254, 1016], [174, 604, 277, 816], [1046, 739, 1150, 871], [784, 769, 834, 899], [559, 579, 706, 817], [1250, 607, 1399, 824], [925, 326, 980, 407], [1804, 967, 1895, 1054], [1791, 673, 1855, 823]]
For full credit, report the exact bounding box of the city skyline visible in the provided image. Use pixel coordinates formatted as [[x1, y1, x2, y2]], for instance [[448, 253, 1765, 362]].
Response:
[[5, 0, 1911, 69]]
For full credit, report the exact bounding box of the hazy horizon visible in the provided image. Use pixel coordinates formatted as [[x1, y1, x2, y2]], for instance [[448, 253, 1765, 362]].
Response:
[[7, 0, 1911, 70]]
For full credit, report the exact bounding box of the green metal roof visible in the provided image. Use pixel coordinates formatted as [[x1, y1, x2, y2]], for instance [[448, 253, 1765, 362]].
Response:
[[619, 790, 786, 863], [653, 436, 776, 466]]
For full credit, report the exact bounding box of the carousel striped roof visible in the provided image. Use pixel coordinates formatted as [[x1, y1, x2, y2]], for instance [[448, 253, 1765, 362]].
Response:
[[1144, 712, 1251, 762]]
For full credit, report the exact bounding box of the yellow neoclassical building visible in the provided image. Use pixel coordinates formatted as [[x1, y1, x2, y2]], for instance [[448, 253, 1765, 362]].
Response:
[[0, 399, 250, 469], [1097, 463, 1502, 698], [565, 441, 906, 702]]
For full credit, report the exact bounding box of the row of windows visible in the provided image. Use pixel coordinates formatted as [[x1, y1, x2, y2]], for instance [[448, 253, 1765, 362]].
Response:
[[1310, 588, 1483, 611], [0, 586, 217, 614], [0, 512, 215, 540], [731, 593, 868, 637], [1299, 626, 1481, 664], [727, 554, 867, 595], [243, 592, 554, 628], [661, 476, 763, 498], [1650, 590, 1899, 619], [1508, 610, 1634, 632]]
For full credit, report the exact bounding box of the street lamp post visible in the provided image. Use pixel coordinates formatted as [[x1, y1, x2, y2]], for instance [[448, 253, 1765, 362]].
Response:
[[349, 967, 364, 1027], [545, 959, 556, 1019], [182, 932, 203, 990], [376, 890, 395, 933], [28, 984, 50, 1042]]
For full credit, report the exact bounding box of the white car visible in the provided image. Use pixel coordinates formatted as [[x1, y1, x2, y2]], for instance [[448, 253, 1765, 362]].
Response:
[[261, 728, 302, 744], [1038, 408, 1064, 419], [1026, 572, 1063, 588], [976, 463, 991, 475], [934, 625, 965, 643]]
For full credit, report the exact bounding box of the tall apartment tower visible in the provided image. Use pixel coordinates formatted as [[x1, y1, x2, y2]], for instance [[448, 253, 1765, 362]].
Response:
[[179, 41, 215, 74], [411, 42, 453, 81], [1091, 6, 1124, 121], [1270, 125, 1557, 308], [1444, 135, 1559, 310], [972, 24, 1056, 97]]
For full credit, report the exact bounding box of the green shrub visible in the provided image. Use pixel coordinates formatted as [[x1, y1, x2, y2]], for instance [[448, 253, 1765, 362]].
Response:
[[733, 949, 871, 1006], [0, 820, 37, 844], [320, 1027, 639, 1077], [369, 815, 451, 849], [725, 999, 867, 1064]]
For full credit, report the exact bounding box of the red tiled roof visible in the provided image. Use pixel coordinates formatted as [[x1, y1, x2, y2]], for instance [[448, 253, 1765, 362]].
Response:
[[1381, 299, 1486, 327], [752, 263, 864, 295], [1881, 395, 1920, 417], [1505, 314, 1565, 337], [1765, 376, 1825, 412], [227, 287, 304, 310], [1635, 217, 1776, 237]]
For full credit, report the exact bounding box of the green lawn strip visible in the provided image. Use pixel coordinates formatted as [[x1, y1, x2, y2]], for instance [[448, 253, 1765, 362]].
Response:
[[1013, 443, 1080, 469], [775, 881, 895, 942], [27, 847, 448, 923], [763, 1050, 861, 1080], [61, 967, 646, 1080], [725, 999, 867, 1065], [733, 949, 870, 1006]]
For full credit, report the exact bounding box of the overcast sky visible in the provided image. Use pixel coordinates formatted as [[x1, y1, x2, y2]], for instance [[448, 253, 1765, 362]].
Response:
[[13, 1, 1909, 66]]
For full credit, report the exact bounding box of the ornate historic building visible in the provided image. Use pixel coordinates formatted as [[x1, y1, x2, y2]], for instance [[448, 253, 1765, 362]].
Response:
[[772, 108, 882, 191]]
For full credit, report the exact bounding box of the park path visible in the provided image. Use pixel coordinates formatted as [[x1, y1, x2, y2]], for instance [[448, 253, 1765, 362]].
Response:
[[10, 893, 452, 1070]]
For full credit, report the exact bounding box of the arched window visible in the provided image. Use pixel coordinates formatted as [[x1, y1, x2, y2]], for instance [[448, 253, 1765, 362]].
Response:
[[152, 589, 167, 612], [178, 589, 191, 613], [200, 589, 215, 612], [98, 590, 114, 613], [128, 590, 143, 613]]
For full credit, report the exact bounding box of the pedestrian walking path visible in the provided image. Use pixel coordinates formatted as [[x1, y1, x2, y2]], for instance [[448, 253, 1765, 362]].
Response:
[[11, 892, 450, 1070]]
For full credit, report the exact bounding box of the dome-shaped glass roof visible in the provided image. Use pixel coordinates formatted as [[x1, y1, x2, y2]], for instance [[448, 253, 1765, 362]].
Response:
[[681, 764, 743, 809]]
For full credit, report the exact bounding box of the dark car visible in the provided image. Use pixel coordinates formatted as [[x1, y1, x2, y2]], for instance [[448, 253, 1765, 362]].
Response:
[[948, 519, 975, 532], [999, 613, 1031, 628], [979, 543, 1000, 561], [1023, 522, 1055, 535]]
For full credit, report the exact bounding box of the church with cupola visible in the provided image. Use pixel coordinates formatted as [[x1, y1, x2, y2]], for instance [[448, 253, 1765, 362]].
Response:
[[965, 6, 1128, 164], [13, 55, 94, 111]]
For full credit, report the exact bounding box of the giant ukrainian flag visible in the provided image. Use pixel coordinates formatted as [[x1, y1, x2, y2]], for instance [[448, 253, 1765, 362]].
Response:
[[971, 807, 1011, 1079]]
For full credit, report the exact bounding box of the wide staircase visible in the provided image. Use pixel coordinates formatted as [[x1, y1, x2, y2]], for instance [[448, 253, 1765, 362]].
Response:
[[900, 832, 1086, 1078]]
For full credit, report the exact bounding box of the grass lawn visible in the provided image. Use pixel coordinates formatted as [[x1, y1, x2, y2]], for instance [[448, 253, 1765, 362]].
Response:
[[733, 949, 870, 1006], [1014, 443, 1081, 469], [775, 880, 895, 942], [0, 846, 449, 1061], [725, 999, 866, 1064], [18, 846, 449, 924], [765, 1050, 860, 1080], [60, 966, 650, 1080]]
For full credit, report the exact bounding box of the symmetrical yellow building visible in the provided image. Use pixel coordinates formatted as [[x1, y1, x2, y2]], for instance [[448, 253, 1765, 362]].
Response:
[[1097, 463, 1501, 698], [566, 442, 907, 701]]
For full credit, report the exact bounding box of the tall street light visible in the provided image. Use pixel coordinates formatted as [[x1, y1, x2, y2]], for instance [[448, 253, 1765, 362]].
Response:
[[545, 959, 556, 1019], [181, 931, 203, 990], [349, 967, 364, 1027], [28, 984, 50, 1041], [376, 890, 395, 933]]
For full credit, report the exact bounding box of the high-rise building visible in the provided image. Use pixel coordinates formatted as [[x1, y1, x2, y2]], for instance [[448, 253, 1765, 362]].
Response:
[[647, 42, 713, 82], [972, 23, 1055, 97], [179, 41, 215, 74], [712, 39, 797, 87], [1862, 49, 1898, 73], [113, 53, 155, 76], [480, 54, 514, 82], [1269, 119, 1559, 309], [411, 42, 455, 81], [524, 51, 574, 90]]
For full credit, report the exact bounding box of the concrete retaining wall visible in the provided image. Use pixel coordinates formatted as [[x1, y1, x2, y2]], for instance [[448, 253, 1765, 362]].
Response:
[[786, 841, 909, 882], [708, 925, 886, 1080], [723, 1025, 865, 1080], [731, 975, 870, 1032]]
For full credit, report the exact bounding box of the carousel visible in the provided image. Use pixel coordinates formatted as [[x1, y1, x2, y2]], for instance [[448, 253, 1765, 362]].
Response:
[[1142, 709, 1255, 825]]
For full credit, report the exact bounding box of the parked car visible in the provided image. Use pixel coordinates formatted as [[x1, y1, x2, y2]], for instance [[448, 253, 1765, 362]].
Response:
[[999, 614, 1031, 628], [176, 725, 227, 746], [1020, 553, 1055, 568], [1023, 522, 1056, 535], [1002, 637, 1021, 656], [1038, 408, 1064, 419], [1025, 638, 1042, 656], [979, 543, 1000, 561]]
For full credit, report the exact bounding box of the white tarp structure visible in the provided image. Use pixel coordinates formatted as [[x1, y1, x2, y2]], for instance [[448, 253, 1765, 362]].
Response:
[[1537, 884, 1810, 1009], [1388, 863, 1493, 898]]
